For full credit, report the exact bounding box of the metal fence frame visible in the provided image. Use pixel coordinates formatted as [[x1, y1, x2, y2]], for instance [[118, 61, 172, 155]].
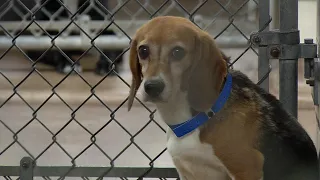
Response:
[[0, 0, 319, 179]]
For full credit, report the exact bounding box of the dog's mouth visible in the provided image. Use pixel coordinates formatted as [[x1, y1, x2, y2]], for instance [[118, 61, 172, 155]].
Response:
[[143, 94, 164, 103]]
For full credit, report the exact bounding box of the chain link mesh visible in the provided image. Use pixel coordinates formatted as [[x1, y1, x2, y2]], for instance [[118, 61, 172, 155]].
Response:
[[0, 0, 272, 179]]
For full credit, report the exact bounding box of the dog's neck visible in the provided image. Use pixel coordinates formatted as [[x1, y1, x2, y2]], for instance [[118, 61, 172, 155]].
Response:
[[155, 92, 193, 126]]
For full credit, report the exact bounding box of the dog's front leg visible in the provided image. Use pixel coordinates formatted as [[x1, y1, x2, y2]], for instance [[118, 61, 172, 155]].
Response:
[[171, 158, 188, 180], [175, 168, 187, 180], [172, 162, 186, 180]]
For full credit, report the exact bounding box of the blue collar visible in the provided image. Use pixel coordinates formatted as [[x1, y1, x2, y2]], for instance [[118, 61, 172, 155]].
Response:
[[168, 73, 233, 138]]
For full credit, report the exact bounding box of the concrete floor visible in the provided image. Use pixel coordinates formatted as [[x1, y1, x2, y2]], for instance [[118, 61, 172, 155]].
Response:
[[0, 103, 173, 168]]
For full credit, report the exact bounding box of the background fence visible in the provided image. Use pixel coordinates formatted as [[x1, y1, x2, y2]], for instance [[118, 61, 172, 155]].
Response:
[[0, 0, 318, 179]]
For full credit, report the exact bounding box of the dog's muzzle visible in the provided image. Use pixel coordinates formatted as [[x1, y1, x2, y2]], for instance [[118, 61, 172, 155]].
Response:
[[144, 79, 165, 98]]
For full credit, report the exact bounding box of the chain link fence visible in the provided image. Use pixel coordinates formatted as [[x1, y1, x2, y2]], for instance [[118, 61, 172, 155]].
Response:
[[0, 0, 258, 47], [0, 0, 293, 179]]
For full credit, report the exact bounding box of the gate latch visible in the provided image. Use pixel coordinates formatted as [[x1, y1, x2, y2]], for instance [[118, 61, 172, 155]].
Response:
[[250, 30, 317, 59]]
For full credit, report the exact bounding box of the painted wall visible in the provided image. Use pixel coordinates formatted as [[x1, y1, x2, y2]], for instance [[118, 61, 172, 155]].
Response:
[[298, 0, 317, 42]]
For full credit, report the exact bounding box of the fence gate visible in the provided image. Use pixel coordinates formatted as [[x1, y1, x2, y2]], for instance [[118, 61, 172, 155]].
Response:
[[0, 0, 318, 180]]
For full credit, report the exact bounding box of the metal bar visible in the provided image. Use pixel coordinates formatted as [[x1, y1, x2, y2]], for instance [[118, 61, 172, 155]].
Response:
[[251, 30, 300, 45], [0, 20, 130, 32], [258, 0, 270, 91], [0, 36, 130, 50], [0, 166, 179, 178], [315, 0, 320, 155], [279, 0, 299, 118], [0, 35, 249, 50], [317, 0, 320, 62], [19, 157, 33, 180]]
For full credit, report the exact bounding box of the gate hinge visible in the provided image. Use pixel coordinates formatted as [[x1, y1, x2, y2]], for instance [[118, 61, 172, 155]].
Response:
[[250, 30, 300, 45], [250, 30, 317, 59]]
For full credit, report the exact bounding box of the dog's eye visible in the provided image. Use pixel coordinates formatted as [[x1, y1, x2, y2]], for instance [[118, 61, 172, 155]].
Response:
[[138, 45, 150, 59], [172, 46, 185, 60]]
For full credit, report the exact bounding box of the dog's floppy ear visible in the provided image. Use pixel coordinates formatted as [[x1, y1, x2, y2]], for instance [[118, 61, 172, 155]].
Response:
[[187, 32, 227, 112], [127, 38, 143, 111]]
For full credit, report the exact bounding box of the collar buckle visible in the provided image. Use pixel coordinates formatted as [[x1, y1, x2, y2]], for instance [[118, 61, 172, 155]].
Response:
[[205, 109, 215, 118]]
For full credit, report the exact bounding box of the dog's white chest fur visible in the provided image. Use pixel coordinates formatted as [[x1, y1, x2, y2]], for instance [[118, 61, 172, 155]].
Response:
[[155, 93, 232, 180], [166, 128, 232, 180]]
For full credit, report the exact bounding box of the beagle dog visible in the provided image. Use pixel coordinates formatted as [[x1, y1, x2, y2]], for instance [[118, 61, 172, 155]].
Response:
[[127, 16, 319, 180]]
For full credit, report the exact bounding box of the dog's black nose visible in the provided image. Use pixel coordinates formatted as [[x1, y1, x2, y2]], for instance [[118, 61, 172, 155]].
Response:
[[144, 80, 165, 97]]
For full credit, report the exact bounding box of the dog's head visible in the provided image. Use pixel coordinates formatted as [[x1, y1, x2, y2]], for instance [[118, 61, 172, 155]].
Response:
[[127, 16, 228, 112]]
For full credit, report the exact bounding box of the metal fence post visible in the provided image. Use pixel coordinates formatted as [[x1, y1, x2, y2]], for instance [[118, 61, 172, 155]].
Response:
[[279, 0, 299, 118], [315, 0, 320, 156], [20, 157, 33, 180], [258, 0, 270, 91]]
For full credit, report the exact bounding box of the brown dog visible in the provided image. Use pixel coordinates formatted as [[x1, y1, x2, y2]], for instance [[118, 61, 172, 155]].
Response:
[[127, 16, 319, 180]]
